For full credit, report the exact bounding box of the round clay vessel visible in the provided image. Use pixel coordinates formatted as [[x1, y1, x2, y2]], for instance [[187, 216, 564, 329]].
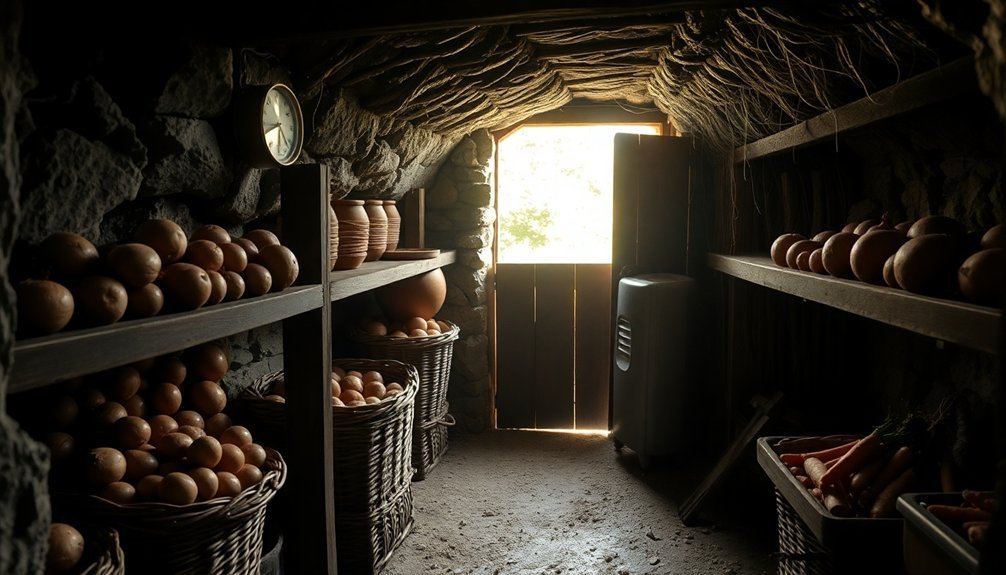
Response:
[[331, 199, 368, 270], [375, 268, 447, 321], [384, 200, 401, 253], [364, 199, 388, 262]]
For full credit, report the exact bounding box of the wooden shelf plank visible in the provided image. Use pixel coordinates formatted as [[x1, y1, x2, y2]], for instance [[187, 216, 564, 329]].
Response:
[[733, 57, 978, 164], [328, 250, 457, 300], [9, 250, 458, 394], [706, 253, 1001, 355], [10, 285, 324, 393]]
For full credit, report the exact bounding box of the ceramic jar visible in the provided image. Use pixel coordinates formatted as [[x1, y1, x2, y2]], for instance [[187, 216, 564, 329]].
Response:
[[383, 200, 401, 253], [375, 268, 448, 321], [328, 203, 339, 270], [331, 199, 368, 270], [364, 199, 388, 262]]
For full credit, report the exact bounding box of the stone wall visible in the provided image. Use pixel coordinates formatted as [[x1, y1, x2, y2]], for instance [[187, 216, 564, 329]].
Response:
[[427, 131, 496, 431]]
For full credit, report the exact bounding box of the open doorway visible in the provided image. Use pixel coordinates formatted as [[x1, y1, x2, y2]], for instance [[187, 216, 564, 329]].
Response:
[[492, 121, 663, 432]]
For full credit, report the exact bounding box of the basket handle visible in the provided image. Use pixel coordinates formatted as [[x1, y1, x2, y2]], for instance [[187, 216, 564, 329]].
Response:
[[418, 413, 455, 430]]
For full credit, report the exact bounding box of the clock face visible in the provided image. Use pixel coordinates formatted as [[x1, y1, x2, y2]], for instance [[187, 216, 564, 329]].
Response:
[[260, 85, 303, 165]]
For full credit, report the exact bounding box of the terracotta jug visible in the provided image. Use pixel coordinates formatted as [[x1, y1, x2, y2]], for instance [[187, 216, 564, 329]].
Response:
[[331, 199, 368, 270], [384, 200, 401, 253], [364, 199, 388, 262]]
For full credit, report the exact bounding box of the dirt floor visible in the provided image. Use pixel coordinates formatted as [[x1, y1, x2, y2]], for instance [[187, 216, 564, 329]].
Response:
[[381, 429, 780, 575]]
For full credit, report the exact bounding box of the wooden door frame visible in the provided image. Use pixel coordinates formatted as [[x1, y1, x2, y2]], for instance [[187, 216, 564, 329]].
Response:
[[489, 110, 675, 429]]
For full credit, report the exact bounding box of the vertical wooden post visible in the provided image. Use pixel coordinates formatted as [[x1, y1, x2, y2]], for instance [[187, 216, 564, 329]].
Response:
[[279, 164, 337, 575], [401, 187, 425, 248]]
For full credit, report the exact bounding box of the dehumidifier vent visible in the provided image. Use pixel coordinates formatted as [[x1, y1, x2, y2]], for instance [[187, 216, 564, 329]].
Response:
[[615, 315, 631, 370]]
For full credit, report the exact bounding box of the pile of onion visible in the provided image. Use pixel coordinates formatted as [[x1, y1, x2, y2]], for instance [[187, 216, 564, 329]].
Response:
[[23, 341, 273, 506], [768, 214, 1003, 305]]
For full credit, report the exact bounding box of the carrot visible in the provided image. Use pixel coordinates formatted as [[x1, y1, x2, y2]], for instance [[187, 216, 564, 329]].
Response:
[[962, 490, 997, 512], [779, 438, 860, 466], [870, 467, 915, 518], [857, 445, 914, 509], [804, 457, 854, 516], [849, 457, 885, 495], [818, 433, 886, 487], [966, 522, 989, 546], [925, 504, 992, 525]]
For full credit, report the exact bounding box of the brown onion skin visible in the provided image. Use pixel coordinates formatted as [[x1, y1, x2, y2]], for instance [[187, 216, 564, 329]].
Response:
[[770, 233, 805, 267]]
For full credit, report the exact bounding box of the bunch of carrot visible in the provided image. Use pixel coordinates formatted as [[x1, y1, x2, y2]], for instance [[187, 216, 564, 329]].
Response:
[[924, 489, 996, 547], [774, 432, 918, 518]]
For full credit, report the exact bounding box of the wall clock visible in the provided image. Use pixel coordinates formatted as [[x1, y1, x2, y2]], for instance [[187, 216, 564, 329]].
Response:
[[233, 83, 305, 168]]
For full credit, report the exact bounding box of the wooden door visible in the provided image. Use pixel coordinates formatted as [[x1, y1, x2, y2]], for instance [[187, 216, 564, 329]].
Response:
[[494, 133, 694, 431], [495, 263, 611, 429]]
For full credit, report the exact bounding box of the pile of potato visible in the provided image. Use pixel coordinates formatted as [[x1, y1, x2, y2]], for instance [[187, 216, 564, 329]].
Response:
[[15, 220, 299, 337], [264, 365, 406, 407], [359, 315, 452, 338], [20, 342, 273, 505], [770, 215, 1005, 306]]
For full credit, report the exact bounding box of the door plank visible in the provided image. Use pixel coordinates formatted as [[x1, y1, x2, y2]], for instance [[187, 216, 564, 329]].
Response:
[[574, 264, 611, 429], [534, 264, 576, 429], [495, 264, 536, 428]]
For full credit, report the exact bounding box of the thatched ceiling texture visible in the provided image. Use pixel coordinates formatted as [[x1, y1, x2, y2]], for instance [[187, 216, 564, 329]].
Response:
[[228, 1, 978, 149]]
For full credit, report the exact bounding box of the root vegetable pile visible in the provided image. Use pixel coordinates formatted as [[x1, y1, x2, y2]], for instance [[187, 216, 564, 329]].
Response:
[[17, 342, 275, 505], [772, 412, 951, 518], [923, 490, 997, 548], [13, 221, 300, 338], [769, 215, 1004, 307]]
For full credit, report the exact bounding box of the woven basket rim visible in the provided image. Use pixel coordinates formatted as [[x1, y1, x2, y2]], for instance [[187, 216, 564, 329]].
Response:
[[242, 359, 419, 417], [79, 525, 125, 575], [352, 320, 460, 346]]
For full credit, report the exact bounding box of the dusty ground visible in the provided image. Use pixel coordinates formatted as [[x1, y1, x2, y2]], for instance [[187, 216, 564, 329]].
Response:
[[381, 429, 779, 575]]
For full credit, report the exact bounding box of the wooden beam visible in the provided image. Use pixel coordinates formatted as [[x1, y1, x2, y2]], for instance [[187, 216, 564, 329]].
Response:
[[733, 57, 978, 164]]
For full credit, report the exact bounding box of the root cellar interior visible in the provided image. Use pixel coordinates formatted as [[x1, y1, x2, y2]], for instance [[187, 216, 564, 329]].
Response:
[[1, 1, 1004, 574]]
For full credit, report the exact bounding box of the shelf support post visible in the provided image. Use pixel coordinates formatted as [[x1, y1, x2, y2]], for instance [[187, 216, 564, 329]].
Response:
[[279, 164, 337, 574]]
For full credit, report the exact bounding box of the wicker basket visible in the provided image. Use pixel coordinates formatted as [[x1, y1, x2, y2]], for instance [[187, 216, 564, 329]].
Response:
[[353, 321, 459, 480], [775, 489, 834, 575], [78, 525, 125, 575], [60, 449, 286, 575], [242, 358, 419, 574]]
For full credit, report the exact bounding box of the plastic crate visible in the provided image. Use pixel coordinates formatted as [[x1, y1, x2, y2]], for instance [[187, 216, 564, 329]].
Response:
[[756, 437, 904, 574], [896, 492, 987, 575]]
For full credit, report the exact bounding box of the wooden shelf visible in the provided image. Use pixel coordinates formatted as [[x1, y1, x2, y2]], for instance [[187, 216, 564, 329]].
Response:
[[328, 250, 456, 300], [9, 285, 324, 394], [733, 57, 978, 164], [707, 253, 1001, 355], [9, 250, 458, 394]]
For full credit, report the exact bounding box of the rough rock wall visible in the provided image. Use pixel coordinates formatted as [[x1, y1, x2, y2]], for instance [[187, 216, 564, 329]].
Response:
[[1, 2, 50, 573], [2, 14, 494, 566], [427, 130, 496, 432]]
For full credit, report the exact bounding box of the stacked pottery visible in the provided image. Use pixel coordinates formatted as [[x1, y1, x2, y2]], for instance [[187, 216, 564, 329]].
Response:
[[364, 199, 388, 262], [384, 200, 401, 253], [331, 199, 369, 270]]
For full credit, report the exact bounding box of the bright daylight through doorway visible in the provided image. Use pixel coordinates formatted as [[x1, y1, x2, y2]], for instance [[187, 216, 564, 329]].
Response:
[[497, 124, 661, 264], [495, 124, 661, 434]]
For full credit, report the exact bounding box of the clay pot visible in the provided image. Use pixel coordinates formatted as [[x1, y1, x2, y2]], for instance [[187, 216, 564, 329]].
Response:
[[384, 200, 401, 253], [331, 199, 368, 270], [374, 268, 447, 321], [328, 204, 339, 270], [364, 199, 388, 262]]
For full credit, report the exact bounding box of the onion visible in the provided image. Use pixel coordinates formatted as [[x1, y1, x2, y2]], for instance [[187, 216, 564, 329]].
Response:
[[16, 279, 75, 335], [241, 263, 273, 297], [184, 342, 229, 382], [770, 233, 805, 267], [907, 215, 966, 238], [821, 232, 859, 279], [893, 234, 958, 295], [205, 270, 227, 305], [185, 239, 225, 271], [220, 243, 249, 272], [126, 283, 164, 318], [74, 275, 128, 325], [785, 240, 822, 269], [222, 270, 246, 301], [256, 244, 299, 291], [134, 219, 188, 264], [242, 229, 281, 251], [232, 237, 260, 261], [980, 224, 1006, 249], [190, 224, 232, 245], [958, 247, 1006, 305], [38, 232, 100, 281], [105, 243, 162, 288], [850, 230, 907, 285], [158, 262, 212, 311]]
